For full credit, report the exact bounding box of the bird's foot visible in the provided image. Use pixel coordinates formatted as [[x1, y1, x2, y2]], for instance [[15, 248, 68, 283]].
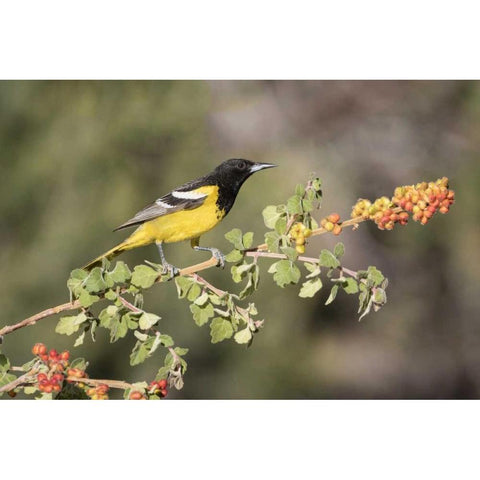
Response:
[[145, 260, 180, 280], [193, 246, 225, 268], [210, 248, 226, 268]]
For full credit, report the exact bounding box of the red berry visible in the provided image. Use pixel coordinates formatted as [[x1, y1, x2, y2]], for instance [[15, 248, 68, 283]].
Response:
[[157, 379, 167, 389], [49, 349, 58, 359], [160, 389, 168, 397], [37, 373, 48, 382]]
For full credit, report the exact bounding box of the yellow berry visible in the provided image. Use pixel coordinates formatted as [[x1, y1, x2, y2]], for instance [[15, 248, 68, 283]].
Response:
[[296, 244, 305, 254]]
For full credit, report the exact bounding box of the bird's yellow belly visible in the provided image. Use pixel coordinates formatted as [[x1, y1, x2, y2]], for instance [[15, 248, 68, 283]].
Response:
[[145, 206, 223, 243], [130, 185, 225, 244]]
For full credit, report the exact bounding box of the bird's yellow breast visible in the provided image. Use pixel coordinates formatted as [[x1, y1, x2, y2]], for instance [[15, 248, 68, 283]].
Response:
[[132, 185, 225, 244]]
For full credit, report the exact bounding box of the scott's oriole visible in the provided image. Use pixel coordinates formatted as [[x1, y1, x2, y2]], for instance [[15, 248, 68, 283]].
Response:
[[83, 158, 276, 275]]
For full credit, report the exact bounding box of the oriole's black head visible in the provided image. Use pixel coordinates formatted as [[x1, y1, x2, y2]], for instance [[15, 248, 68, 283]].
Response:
[[209, 158, 276, 214]]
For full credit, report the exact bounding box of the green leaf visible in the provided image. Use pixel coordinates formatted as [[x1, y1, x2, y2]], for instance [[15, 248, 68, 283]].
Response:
[[319, 249, 340, 269], [106, 261, 131, 284], [325, 284, 339, 305], [225, 228, 244, 250], [24, 386, 38, 395], [21, 358, 36, 372], [0, 371, 16, 392], [262, 205, 283, 229], [174, 347, 189, 356], [265, 231, 281, 253], [131, 265, 159, 289], [295, 183, 305, 196], [373, 288, 387, 305], [299, 278, 323, 298], [134, 330, 148, 341], [84, 267, 107, 293], [234, 327, 253, 344], [311, 177, 322, 192], [286, 195, 303, 215], [104, 289, 117, 301], [274, 216, 287, 235], [281, 246, 298, 262], [67, 269, 89, 296], [159, 334, 174, 347], [271, 260, 301, 288], [175, 276, 195, 298], [0, 354, 10, 372], [210, 318, 234, 343], [343, 277, 359, 294], [334, 242, 345, 259], [110, 315, 129, 342], [186, 282, 201, 302], [302, 198, 314, 213], [242, 232, 254, 249], [194, 291, 209, 306], [129, 339, 152, 366], [74, 330, 86, 347], [225, 249, 244, 263], [231, 263, 254, 283], [78, 289, 99, 308], [367, 266, 385, 286], [190, 303, 214, 326], [139, 312, 161, 330], [55, 313, 88, 336]]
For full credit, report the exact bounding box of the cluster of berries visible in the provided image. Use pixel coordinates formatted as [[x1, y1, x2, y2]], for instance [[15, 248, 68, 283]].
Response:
[[320, 213, 342, 236], [392, 177, 455, 225], [32, 343, 71, 393], [86, 384, 109, 400], [289, 222, 312, 254], [354, 196, 409, 231], [37, 372, 64, 393], [129, 379, 169, 400], [149, 379, 168, 398], [32, 343, 70, 368], [351, 177, 455, 230]]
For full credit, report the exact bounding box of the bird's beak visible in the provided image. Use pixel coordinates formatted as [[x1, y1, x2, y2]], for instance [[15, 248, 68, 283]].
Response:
[[249, 162, 277, 173]]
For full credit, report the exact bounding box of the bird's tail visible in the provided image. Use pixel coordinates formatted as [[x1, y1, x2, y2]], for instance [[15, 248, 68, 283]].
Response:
[[83, 232, 148, 271]]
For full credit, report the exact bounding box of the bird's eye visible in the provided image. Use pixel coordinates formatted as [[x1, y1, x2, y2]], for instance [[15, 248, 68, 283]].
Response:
[[237, 160, 246, 170]]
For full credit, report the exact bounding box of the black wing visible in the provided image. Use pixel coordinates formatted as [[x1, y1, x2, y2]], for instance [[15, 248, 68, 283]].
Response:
[[114, 177, 210, 231]]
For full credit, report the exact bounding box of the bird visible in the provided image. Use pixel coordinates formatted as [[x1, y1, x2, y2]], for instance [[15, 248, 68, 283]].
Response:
[[82, 158, 276, 275]]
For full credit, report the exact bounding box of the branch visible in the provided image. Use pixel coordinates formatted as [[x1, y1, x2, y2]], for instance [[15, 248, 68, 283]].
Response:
[[0, 212, 374, 338]]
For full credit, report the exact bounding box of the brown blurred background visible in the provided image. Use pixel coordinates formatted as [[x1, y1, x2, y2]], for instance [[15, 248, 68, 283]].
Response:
[[1, 80, 479, 399]]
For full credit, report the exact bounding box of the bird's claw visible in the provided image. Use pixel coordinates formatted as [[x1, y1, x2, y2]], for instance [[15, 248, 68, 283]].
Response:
[[211, 248, 225, 269], [145, 260, 179, 280]]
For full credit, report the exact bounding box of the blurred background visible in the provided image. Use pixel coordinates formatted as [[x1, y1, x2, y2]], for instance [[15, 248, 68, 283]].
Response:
[[1, 80, 479, 399]]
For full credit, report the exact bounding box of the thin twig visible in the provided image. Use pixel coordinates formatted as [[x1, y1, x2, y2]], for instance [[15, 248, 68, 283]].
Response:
[[0, 368, 39, 393]]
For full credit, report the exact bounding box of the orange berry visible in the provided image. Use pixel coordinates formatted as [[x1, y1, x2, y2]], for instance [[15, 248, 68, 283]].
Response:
[[332, 224, 342, 236], [129, 391, 145, 400], [32, 343, 47, 356], [327, 213, 340, 224], [59, 351, 70, 361]]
